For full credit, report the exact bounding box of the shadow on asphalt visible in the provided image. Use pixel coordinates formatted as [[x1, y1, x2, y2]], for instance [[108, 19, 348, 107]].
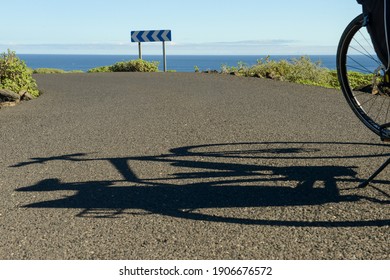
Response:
[[12, 141, 390, 227]]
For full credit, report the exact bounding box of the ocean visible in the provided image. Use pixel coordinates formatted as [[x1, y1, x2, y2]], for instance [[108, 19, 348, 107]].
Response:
[[18, 54, 338, 73]]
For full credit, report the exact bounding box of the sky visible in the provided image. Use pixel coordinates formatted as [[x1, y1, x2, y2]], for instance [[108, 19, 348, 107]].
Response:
[[0, 0, 363, 55]]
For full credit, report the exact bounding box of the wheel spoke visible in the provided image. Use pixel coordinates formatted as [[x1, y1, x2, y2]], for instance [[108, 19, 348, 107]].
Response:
[[352, 31, 382, 64], [338, 14, 390, 139], [347, 55, 376, 74]]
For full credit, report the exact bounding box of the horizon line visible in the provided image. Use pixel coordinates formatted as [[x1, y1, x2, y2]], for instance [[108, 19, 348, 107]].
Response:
[[15, 53, 338, 56]]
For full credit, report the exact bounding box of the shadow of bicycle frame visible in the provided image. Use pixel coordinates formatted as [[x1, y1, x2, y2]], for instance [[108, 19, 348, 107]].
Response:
[[13, 141, 390, 227]]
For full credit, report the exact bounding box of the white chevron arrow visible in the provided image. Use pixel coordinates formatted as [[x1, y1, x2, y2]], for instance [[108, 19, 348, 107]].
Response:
[[141, 32, 149, 42], [161, 30, 170, 41], [152, 31, 160, 41], [131, 31, 140, 42]]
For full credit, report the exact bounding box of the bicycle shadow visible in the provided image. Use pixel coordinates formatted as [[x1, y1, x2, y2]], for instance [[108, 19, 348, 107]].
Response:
[[13, 141, 390, 227]]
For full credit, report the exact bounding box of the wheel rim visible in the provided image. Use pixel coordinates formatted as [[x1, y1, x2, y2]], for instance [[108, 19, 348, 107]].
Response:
[[338, 15, 390, 140]]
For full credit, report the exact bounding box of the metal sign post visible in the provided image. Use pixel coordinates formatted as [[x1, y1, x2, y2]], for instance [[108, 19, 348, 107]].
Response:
[[162, 41, 167, 72], [138, 42, 142, 59], [131, 30, 172, 72]]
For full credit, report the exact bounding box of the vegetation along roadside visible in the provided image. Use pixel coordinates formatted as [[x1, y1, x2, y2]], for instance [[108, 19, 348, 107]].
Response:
[[1, 50, 374, 108], [0, 50, 40, 107], [216, 56, 370, 90]]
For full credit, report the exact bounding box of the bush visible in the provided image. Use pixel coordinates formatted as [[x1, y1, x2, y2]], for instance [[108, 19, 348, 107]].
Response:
[[0, 50, 40, 97], [344, 71, 373, 90], [33, 68, 84, 74], [220, 56, 352, 89], [33, 68, 66, 74], [87, 66, 112, 73], [110, 59, 159, 72], [87, 59, 159, 73]]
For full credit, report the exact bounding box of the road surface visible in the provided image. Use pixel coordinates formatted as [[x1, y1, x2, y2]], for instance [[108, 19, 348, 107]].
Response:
[[0, 73, 389, 259]]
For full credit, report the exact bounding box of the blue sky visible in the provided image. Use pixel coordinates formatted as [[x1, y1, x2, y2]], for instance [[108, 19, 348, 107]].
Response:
[[0, 0, 362, 55]]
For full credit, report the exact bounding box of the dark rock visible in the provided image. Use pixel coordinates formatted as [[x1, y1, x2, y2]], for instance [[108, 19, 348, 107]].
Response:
[[202, 70, 219, 74], [19, 90, 34, 101], [0, 89, 20, 101]]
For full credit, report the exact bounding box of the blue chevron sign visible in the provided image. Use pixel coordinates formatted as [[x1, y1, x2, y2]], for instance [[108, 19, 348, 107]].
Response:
[[131, 30, 172, 42]]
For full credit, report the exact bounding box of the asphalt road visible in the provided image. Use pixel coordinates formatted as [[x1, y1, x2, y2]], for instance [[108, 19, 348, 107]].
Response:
[[0, 73, 389, 259]]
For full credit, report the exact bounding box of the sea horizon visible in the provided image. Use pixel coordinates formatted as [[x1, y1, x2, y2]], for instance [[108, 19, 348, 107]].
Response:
[[18, 54, 338, 73]]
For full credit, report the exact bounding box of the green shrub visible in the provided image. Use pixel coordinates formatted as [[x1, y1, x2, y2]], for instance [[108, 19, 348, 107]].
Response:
[[345, 71, 373, 90], [286, 57, 334, 88], [68, 70, 84, 73], [33, 68, 66, 74], [328, 70, 341, 88], [219, 56, 374, 89], [248, 57, 292, 80], [0, 50, 40, 97], [109, 59, 159, 72], [87, 66, 112, 73], [87, 59, 159, 73], [34, 68, 84, 74]]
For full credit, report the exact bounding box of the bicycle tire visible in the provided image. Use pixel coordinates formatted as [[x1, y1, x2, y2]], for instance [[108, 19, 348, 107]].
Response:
[[337, 14, 390, 140]]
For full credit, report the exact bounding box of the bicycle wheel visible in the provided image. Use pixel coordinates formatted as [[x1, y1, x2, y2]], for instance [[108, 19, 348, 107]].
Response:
[[337, 14, 390, 140]]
